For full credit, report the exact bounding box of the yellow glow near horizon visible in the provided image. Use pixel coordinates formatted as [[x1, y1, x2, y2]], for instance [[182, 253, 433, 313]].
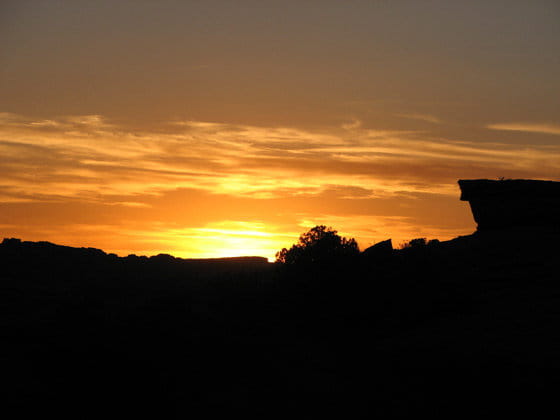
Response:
[[124, 222, 297, 261], [174, 229, 284, 261]]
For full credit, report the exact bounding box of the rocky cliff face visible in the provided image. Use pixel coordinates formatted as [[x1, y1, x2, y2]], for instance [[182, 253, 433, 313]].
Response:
[[458, 179, 560, 231]]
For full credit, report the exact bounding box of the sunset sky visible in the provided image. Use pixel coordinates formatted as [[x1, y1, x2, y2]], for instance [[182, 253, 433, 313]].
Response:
[[1, 0, 559, 260]]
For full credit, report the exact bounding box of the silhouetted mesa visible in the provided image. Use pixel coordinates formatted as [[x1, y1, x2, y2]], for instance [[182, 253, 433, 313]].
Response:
[[458, 179, 560, 232]]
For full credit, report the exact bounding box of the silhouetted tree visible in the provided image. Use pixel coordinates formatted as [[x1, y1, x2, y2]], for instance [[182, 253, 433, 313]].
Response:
[[275, 225, 359, 266]]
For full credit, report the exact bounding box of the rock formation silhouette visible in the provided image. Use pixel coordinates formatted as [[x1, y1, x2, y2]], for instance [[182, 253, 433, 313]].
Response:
[[458, 178, 560, 231]]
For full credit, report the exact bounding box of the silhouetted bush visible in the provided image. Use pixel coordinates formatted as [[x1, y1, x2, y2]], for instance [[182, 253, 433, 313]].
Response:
[[400, 238, 440, 249], [400, 238, 427, 249], [275, 225, 359, 267]]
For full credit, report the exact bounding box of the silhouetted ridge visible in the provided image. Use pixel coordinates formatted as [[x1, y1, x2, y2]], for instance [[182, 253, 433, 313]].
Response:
[[1, 237, 268, 264], [1, 238, 269, 286]]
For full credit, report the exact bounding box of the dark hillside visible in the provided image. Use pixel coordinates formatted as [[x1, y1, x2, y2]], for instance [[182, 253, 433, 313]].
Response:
[[2, 226, 559, 417]]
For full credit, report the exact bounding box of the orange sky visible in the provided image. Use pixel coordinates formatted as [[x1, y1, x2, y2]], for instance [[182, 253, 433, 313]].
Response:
[[1, 1, 559, 260]]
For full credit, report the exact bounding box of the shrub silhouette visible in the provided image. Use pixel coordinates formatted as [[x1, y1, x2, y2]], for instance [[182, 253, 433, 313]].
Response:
[[401, 238, 427, 249], [275, 225, 359, 266], [400, 238, 441, 249]]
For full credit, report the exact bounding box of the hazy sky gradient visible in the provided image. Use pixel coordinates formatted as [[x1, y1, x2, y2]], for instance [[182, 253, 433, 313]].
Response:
[[1, 1, 559, 259]]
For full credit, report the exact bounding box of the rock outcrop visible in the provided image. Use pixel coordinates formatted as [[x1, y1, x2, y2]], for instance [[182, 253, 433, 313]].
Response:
[[362, 239, 393, 259], [458, 179, 560, 231]]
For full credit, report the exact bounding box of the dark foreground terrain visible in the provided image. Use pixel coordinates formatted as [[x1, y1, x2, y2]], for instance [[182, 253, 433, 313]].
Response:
[[2, 228, 559, 418]]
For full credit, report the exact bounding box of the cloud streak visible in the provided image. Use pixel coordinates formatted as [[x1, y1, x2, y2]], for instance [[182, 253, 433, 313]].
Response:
[[396, 113, 441, 124], [487, 123, 560, 136], [1, 113, 559, 205]]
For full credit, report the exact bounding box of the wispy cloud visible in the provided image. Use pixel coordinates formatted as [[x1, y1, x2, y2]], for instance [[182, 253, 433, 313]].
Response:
[[1, 113, 558, 206], [487, 122, 560, 136], [396, 113, 441, 124], [341, 118, 362, 130]]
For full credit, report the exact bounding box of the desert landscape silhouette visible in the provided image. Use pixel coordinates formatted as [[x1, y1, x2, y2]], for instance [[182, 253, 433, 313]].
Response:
[[2, 2, 559, 417], [3, 179, 559, 417]]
